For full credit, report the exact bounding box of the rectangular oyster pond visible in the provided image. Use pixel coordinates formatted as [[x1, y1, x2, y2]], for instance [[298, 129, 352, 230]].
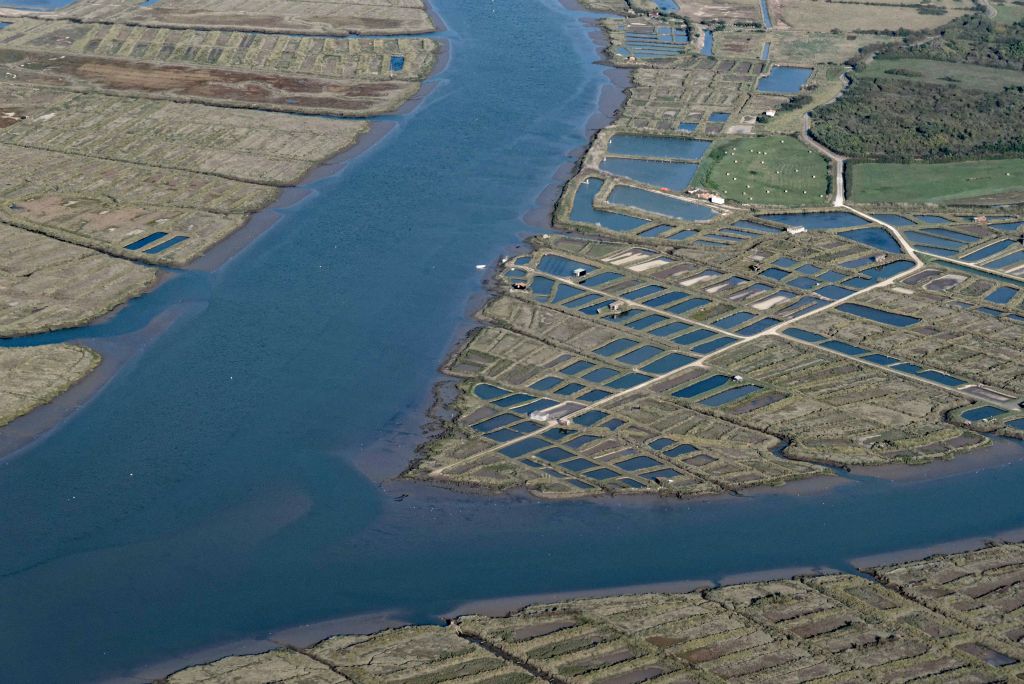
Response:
[[757, 66, 812, 93], [608, 185, 718, 221], [606, 134, 711, 161]]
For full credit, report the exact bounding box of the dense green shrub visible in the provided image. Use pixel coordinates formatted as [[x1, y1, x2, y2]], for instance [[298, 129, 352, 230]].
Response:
[[810, 77, 1024, 161]]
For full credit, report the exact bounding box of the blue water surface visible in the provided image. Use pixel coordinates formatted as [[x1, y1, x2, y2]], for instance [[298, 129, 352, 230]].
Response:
[[607, 134, 711, 161], [608, 185, 718, 221], [760, 211, 867, 229], [600, 157, 698, 190], [701, 30, 713, 56], [0, 0, 75, 8], [757, 66, 812, 93]]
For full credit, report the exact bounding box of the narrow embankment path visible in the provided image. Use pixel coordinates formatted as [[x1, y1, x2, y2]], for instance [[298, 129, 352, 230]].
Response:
[[800, 112, 846, 206]]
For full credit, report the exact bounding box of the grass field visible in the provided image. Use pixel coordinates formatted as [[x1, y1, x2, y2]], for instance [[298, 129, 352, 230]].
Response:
[[850, 158, 1024, 204], [769, 31, 883, 62], [991, 0, 1024, 24], [861, 57, 1024, 93], [777, 0, 970, 32], [692, 135, 831, 206]]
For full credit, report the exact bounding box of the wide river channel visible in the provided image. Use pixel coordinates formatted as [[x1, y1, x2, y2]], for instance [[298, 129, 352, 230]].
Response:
[[2, 0, 1024, 681]]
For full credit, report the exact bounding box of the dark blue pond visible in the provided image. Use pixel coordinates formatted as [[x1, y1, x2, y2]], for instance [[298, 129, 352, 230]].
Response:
[[146, 235, 189, 254], [600, 157, 698, 190], [608, 185, 718, 221], [987, 286, 1018, 304], [760, 211, 867, 229], [837, 303, 920, 327], [124, 232, 168, 250], [757, 66, 812, 93], [840, 227, 903, 254], [963, 406, 1007, 421], [606, 134, 711, 161], [701, 30, 713, 56], [0, 0, 75, 8], [964, 240, 1015, 263], [2, 1, 1024, 683]]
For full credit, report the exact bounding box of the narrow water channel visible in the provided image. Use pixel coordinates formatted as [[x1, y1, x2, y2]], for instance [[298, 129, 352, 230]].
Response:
[[1, 0, 1023, 682]]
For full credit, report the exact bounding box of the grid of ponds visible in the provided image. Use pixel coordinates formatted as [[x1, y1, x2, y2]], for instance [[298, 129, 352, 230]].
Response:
[[782, 327, 970, 389], [612, 21, 689, 60], [569, 176, 728, 237], [516, 247, 946, 422], [865, 214, 1024, 275], [619, 220, 780, 246], [541, 253, 811, 337], [671, 372, 774, 410], [651, 247, 908, 320], [467, 380, 737, 491], [528, 268, 743, 357], [903, 227, 982, 256], [589, 135, 724, 231], [466, 367, 783, 492], [903, 267, 1024, 321], [755, 255, 915, 304], [746, 211, 998, 259], [959, 239, 1024, 276], [489, 234, 1024, 492], [525, 247, 912, 359]]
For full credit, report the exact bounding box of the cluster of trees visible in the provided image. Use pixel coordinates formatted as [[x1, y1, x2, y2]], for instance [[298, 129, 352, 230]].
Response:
[[880, 15, 1024, 69], [810, 77, 1024, 161], [809, 15, 1024, 162]]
